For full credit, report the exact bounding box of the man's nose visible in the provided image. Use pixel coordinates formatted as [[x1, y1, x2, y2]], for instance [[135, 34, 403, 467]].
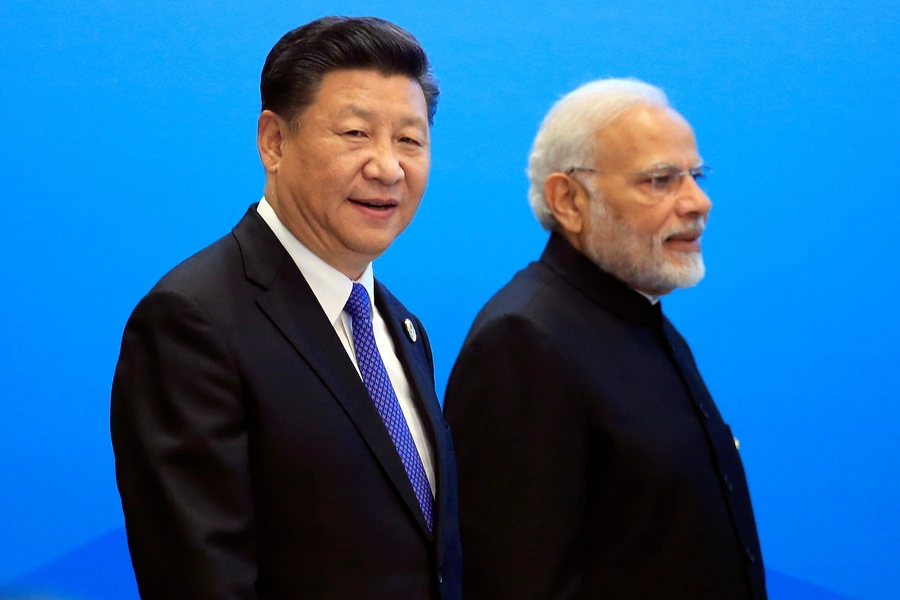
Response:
[[676, 175, 712, 217], [363, 141, 404, 185]]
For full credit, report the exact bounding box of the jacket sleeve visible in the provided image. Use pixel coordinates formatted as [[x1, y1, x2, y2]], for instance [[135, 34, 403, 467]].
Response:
[[110, 289, 257, 600], [443, 315, 587, 600]]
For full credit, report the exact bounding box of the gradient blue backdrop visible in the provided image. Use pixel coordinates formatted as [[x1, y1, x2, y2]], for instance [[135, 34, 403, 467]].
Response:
[[2, 1, 898, 599]]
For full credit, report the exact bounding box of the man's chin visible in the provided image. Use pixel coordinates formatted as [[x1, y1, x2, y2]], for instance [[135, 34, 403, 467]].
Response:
[[666, 253, 706, 289], [344, 237, 395, 266], [636, 253, 705, 295]]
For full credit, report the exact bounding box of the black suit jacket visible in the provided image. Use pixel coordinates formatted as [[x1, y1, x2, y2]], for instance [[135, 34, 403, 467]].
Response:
[[444, 233, 765, 599], [111, 205, 462, 600]]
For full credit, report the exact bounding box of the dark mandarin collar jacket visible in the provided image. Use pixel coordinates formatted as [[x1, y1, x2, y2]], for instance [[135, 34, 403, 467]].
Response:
[[445, 233, 766, 599]]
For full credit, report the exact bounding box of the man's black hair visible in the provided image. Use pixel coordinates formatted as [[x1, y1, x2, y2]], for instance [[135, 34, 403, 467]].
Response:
[[261, 16, 439, 126]]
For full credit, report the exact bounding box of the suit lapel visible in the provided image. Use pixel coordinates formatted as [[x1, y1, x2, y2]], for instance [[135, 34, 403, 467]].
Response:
[[232, 208, 432, 538], [377, 285, 460, 567], [375, 281, 444, 537]]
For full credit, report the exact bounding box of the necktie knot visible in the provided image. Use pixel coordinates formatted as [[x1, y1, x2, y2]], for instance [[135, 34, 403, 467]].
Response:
[[345, 282, 371, 322]]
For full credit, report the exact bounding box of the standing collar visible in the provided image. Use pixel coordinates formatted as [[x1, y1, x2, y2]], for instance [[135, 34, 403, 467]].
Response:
[[540, 232, 663, 326], [257, 197, 375, 323]]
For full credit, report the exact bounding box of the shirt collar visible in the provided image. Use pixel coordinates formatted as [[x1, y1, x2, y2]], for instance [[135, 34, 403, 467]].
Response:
[[634, 289, 660, 305], [257, 197, 375, 324]]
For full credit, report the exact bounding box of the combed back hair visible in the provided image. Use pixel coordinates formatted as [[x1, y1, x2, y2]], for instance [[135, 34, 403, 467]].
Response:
[[527, 78, 669, 230], [260, 16, 439, 126]]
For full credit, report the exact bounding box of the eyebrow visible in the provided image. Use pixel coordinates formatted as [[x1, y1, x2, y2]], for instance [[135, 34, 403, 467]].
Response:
[[637, 158, 706, 172], [340, 105, 426, 129]]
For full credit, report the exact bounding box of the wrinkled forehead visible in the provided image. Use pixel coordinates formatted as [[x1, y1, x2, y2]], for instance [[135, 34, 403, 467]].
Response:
[[593, 105, 699, 169]]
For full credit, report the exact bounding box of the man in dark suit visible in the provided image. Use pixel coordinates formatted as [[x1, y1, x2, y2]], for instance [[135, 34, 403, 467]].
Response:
[[444, 78, 766, 599], [111, 17, 461, 599]]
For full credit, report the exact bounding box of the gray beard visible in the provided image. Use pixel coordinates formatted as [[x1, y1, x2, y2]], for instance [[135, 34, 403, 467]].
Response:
[[584, 198, 706, 297]]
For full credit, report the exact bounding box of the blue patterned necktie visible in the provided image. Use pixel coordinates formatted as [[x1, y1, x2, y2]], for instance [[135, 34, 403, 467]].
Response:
[[344, 283, 434, 531]]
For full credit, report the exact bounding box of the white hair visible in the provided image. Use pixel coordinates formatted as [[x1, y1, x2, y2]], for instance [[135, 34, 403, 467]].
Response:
[[527, 78, 669, 230]]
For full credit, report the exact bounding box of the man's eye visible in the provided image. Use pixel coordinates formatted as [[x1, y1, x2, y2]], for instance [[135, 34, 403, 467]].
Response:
[[399, 136, 421, 145], [650, 174, 677, 190], [344, 130, 367, 137], [690, 168, 707, 181]]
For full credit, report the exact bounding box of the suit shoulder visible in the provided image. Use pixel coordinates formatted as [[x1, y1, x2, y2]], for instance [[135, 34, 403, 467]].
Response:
[[149, 232, 243, 300], [467, 260, 566, 334], [121, 230, 256, 336], [445, 265, 582, 420]]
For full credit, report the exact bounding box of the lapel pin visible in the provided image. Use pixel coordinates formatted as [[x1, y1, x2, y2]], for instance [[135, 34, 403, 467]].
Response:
[[733, 437, 740, 450], [403, 318, 418, 343]]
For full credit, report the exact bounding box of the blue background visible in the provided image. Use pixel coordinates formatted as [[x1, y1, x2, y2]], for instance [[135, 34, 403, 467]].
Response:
[[1, 1, 898, 599]]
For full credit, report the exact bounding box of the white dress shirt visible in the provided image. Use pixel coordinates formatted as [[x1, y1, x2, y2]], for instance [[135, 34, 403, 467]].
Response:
[[257, 197, 435, 495]]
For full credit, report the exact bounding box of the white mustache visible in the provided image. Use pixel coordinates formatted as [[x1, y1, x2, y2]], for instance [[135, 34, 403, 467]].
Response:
[[662, 218, 706, 241]]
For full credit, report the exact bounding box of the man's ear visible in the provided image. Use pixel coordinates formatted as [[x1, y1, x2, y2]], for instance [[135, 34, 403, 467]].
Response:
[[544, 173, 590, 236], [258, 110, 288, 174]]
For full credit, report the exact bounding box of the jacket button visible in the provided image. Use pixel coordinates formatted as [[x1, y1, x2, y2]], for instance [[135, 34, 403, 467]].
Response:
[[745, 546, 757, 564], [438, 573, 443, 583]]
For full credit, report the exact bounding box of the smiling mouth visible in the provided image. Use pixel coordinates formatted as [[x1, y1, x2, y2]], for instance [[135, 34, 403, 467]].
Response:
[[349, 199, 398, 211]]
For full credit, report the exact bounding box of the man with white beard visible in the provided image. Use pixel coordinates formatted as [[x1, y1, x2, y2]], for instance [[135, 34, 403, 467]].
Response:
[[444, 78, 767, 600]]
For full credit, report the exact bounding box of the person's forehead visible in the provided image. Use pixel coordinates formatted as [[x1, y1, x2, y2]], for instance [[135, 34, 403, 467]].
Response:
[[313, 69, 425, 111], [593, 105, 698, 167]]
